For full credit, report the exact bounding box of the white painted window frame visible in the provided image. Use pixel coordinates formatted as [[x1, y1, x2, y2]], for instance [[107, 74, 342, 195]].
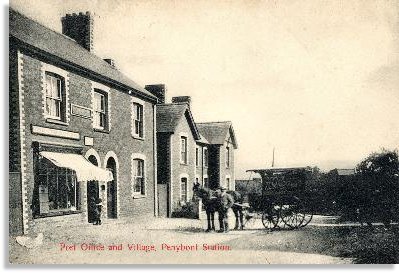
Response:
[[179, 173, 189, 203], [41, 62, 70, 123], [131, 97, 145, 140], [91, 81, 111, 131], [131, 153, 147, 197], [179, 132, 189, 165]]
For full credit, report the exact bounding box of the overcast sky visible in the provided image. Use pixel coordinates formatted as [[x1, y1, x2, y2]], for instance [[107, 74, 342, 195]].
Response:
[[10, 0, 399, 178]]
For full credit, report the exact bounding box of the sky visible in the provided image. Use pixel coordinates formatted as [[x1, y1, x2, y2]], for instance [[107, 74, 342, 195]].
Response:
[[9, 0, 399, 179]]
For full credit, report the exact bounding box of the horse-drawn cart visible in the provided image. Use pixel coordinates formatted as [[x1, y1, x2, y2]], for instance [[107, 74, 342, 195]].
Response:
[[244, 167, 314, 230]]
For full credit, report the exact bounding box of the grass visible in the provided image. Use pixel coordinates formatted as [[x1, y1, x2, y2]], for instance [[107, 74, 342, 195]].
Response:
[[336, 225, 399, 264]]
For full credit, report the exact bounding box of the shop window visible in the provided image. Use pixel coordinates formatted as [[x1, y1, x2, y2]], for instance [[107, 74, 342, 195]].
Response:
[[35, 158, 80, 216]]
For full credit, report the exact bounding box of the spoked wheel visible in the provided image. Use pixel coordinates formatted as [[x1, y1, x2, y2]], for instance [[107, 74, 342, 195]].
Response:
[[261, 206, 280, 230], [280, 201, 306, 229], [299, 212, 313, 227]]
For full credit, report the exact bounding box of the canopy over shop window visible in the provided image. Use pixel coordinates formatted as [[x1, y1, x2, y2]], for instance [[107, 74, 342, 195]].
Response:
[[39, 151, 113, 182]]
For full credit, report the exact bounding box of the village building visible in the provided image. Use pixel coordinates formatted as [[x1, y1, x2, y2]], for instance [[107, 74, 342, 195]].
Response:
[[148, 90, 201, 217], [149, 87, 238, 217], [196, 121, 238, 191], [9, 9, 158, 235]]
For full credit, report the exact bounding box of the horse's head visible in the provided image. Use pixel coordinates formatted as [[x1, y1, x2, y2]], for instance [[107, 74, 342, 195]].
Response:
[[192, 182, 202, 199], [193, 182, 201, 192], [193, 182, 211, 200]]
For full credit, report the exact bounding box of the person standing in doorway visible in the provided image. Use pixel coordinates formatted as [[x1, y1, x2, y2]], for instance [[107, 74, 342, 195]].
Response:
[[93, 198, 103, 225]]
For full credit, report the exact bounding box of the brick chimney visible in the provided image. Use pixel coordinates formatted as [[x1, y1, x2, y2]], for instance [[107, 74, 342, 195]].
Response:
[[145, 84, 166, 104], [172, 96, 191, 107], [61, 12, 94, 51], [104, 58, 116, 69]]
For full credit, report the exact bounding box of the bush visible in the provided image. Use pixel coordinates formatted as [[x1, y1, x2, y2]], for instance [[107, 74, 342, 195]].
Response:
[[342, 149, 399, 224], [172, 201, 198, 219]]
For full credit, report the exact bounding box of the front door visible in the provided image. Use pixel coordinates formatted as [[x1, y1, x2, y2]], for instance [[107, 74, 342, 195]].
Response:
[[87, 181, 99, 223], [106, 158, 117, 218]]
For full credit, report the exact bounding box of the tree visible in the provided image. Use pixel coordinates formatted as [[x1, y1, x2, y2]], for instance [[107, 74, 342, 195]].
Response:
[[355, 149, 399, 226]]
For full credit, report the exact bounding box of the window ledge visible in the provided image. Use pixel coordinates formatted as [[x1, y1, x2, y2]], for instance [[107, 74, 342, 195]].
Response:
[[132, 135, 145, 141], [46, 118, 68, 126], [132, 194, 146, 199], [94, 128, 110, 134], [34, 210, 82, 219]]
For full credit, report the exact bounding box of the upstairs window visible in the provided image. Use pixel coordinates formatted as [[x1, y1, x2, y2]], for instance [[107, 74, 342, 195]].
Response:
[[203, 147, 209, 167], [133, 103, 144, 138], [93, 90, 108, 130], [180, 136, 188, 164], [45, 73, 65, 120], [226, 146, 230, 168], [195, 146, 200, 166], [132, 159, 145, 195]]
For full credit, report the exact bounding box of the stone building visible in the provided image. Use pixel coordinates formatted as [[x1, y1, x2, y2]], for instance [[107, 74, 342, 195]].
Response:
[[9, 9, 158, 235]]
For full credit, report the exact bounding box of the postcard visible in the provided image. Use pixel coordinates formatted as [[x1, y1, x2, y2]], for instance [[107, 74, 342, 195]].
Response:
[[8, 0, 399, 264]]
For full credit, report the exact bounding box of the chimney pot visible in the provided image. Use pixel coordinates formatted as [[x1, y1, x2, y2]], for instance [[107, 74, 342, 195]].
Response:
[[172, 96, 191, 107], [145, 84, 166, 104]]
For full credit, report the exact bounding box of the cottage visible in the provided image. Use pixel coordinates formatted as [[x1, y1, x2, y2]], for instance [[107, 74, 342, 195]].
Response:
[[196, 121, 238, 190], [149, 86, 238, 217], [9, 9, 158, 235], [148, 91, 201, 217]]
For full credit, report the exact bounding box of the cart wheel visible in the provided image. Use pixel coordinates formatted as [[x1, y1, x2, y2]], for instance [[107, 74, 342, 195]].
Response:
[[242, 210, 257, 228], [261, 207, 279, 230], [299, 212, 313, 227], [280, 202, 305, 229]]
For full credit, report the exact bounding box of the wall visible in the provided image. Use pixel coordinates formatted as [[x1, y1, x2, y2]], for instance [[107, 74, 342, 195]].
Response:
[[208, 145, 220, 189], [12, 48, 156, 234], [218, 139, 235, 190], [170, 112, 196, 213]]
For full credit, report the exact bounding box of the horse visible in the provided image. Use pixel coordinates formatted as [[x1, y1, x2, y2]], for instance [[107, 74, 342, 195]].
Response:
[[193, 182, 219, 232], [193, 182, 246, 231]]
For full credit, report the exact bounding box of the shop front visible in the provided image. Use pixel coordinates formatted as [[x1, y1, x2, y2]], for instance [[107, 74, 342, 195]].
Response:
[[32, 142, 113, 227]]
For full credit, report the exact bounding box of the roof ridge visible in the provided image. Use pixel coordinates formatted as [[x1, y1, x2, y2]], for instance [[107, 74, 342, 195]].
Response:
[[158, 102, 188, 106], [197, 121, 232, 124], [10, 8, 157, 101], [11, 8, 79, 45]]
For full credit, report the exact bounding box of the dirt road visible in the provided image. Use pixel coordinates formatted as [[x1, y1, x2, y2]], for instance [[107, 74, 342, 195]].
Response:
[[9, 217, 354, 264]]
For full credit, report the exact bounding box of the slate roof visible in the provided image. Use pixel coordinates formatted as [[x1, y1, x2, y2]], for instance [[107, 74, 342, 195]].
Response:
[[196, 121, 238, 148], [9, 9, 156, 102], [196, 133, 210, 145], [156, 103, 200, 140]]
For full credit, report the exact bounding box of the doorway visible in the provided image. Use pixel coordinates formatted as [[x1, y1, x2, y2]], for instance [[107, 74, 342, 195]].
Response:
[[87, 155, 99, 223], [106, 157, 117, 218]]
